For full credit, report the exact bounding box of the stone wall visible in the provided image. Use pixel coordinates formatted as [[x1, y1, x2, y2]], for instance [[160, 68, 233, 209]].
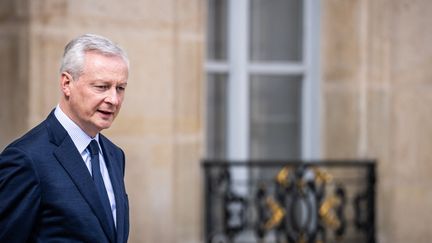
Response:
[[322, 0, 432, 242], [0, 1, 204, 242], [0, 0, 30, 149]]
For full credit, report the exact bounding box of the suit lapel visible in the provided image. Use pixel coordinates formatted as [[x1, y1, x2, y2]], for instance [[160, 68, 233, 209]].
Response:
[[46, 112, 116, 243], [99, 136, 126, 243]]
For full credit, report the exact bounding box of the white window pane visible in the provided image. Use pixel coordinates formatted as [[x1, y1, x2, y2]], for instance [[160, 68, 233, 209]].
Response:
[[206, 73, 228, 159], [250, 0, 303, 62], [207, 0, 228, 61], [250, 75, 302, 159]]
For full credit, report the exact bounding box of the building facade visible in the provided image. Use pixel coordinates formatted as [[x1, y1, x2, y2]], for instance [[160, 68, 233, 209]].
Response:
[[1, 0, 432, 242]]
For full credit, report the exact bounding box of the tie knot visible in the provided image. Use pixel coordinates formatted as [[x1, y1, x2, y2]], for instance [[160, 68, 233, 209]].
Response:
[[88, 140, 99, 156]]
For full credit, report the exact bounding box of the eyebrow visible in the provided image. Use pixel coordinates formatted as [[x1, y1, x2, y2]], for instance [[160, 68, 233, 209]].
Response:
[[91, 80, 128, 85]]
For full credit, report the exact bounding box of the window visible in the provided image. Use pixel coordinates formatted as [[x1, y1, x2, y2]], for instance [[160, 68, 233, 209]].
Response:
[[205, 0, 320, 161]]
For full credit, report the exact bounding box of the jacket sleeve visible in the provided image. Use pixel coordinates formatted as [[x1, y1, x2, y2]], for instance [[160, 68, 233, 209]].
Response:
[[0, 147, 41, 242]]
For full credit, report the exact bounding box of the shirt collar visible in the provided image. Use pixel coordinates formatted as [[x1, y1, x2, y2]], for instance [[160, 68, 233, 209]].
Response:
[[54, 105, 100, 155]]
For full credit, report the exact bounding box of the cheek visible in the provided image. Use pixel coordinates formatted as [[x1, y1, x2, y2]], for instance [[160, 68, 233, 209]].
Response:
[[70, 95, 85, 111], [118, 98, 124, 106], [79, 97, 100, 116]]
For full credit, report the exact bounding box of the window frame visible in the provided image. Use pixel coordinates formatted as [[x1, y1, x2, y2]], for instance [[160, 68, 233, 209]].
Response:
[[205, 0, 321, 161]]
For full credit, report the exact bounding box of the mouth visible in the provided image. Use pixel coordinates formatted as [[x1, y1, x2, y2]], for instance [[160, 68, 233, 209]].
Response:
[[97, 109, 115, 116]]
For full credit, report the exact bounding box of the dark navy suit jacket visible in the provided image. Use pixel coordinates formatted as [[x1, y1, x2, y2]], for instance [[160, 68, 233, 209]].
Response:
[[0, 111, 129, 243]]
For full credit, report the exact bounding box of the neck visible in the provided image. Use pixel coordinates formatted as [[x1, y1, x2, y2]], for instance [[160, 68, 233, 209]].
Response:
[[58, 101, 98, 138]]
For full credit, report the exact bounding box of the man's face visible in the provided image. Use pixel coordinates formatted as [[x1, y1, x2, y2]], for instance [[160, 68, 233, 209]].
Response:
[[61, 52, 128, 137]]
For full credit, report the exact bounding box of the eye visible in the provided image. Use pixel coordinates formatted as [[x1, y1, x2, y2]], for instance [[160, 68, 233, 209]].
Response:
[[95, 85, 109, 91], [116, 86, 126, 92]]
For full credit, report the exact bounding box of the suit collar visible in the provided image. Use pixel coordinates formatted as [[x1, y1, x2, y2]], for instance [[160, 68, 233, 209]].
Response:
[[99, 137, 127, 243], [46, 110, 69, 147], [46, 111, 117, 242], [53, 105, 99, 154]]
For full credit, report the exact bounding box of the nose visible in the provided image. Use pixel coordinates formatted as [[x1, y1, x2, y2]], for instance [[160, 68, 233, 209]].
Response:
[[105, 87, 120, 105]]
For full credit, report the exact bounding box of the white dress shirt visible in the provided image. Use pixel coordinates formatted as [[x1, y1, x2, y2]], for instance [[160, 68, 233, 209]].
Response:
[[54, 105, 117, 226]]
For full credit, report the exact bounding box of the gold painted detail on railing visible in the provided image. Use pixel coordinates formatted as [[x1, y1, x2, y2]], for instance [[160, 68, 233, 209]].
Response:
[[319, 195, 341, 229], [313, 168, 333, 185], [276, 166, 290, 187], [264, 197, 286, 230]]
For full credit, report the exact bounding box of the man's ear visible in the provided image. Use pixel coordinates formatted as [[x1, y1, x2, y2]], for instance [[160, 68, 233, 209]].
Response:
[[60, 72, 72, 97]]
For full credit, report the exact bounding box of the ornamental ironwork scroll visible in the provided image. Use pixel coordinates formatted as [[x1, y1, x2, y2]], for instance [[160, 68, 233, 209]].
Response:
[[203, 160, 376, 243]]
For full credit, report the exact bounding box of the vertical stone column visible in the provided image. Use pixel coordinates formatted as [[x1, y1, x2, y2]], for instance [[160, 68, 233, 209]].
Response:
[[0, 0, 30, 149], [322, 0, 432, 242], [172, 1, 205, 242], [322, 0, 364, 158]]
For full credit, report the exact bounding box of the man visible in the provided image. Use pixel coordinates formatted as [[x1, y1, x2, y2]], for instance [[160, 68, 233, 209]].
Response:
[[0, 34, 129, 242]]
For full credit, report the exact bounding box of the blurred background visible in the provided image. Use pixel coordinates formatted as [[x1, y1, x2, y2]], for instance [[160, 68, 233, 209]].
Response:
[[1, 0, 432, 242]]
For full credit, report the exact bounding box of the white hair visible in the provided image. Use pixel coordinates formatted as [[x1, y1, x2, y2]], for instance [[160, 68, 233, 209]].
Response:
[[60, 34, 129, 79]]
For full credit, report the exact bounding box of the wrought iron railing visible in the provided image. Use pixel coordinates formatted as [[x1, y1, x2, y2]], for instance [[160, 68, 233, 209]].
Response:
[[202, 160, 376, 243]]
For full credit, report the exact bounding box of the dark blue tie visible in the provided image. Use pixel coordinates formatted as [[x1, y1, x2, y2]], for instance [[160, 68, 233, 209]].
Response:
[[88, 140, 116, 231]]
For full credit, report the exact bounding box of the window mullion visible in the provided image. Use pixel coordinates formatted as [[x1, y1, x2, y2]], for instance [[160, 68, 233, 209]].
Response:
[[301, 0, 321, 159], [227, 0, 250, 195], [205, 61, 229, 73], [249, 62, 305, 75], [227, 0, 250, 160]]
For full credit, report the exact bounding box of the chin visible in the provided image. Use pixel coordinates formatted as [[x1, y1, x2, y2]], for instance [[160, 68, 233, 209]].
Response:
[[95, 122, 113, 132], [99, 124, 112, 130]]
